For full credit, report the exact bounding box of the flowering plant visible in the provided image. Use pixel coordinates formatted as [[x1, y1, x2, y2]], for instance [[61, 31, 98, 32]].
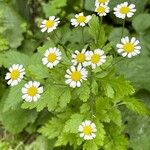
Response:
[[0, 0, 150, 149]]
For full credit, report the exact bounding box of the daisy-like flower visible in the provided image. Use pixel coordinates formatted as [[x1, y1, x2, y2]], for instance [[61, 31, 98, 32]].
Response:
[[42, 47, 62, 68], [78, 120, 97, 140], [116, 36, 141, 58], [95, 0, 110, 6], [71, 12, 92, 27], [95, 4, 110, 16], [65, 65, 88, 88], [114, 2, 136, 19], [22, 81, 43, 102], [40, 16, 60, 33], [5, 64, 25, 86], [86, 49, 106, 69], [72, 49, 89, 67]]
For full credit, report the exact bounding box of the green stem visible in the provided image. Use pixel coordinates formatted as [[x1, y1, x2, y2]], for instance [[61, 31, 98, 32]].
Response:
[[100, 16, 103, 24], [81, 27, 85, 44], [121, 19, 125, 38]]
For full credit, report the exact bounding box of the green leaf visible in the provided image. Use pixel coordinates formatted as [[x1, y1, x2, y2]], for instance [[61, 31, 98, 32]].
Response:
[[59, 88, 71, 108], [91, 79, 98, 95], [3, 81, 25, 112], [104, 84, 115, 98], [101, 76, 135, 99], [96, 97, 111, 123], [132, 13, 150, 32], [76, 82, 90, 102], [94, 121, 105, 147], [124, 97, 150, 115], [88, 15, 107, 47], [22, 86, 64, 112], [0, 2, 26, 48], [39, 117, 65, 139], [116, 57, 150, 91], [0, 35, 9, 51], [108, 27, 129, 47], [83, 141, 98, 150], [27, 64, 49, 80], [108, 107, 122, 126], [2, 50, 30, 68], [63, 114, 84, 133], [0, 105, 37, 134], [42, 0, 67, 17]]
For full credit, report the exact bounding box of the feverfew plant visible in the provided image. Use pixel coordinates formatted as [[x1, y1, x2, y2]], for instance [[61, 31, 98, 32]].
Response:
[[1, 0, 150, 150]]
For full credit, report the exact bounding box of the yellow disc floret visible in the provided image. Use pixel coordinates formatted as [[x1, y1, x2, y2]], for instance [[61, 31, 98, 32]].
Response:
[[76, 53, 86, 63], [120, 7, 130, 14], [71, 71, 81, 81], [83, 126, 92, 135], [91, 54, 100, 64], [48, 53, 57, 62], [10, 70, 20, 80], [123, 43, 134, 52], [97, 6, 106, 13], [27, 86, 38, 97], [77, 16, 86, 23], [46, 20, 55, 28]]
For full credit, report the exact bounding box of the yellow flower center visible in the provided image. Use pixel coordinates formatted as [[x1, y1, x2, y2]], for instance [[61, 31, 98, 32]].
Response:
[[27, 86, 38, 97], [83, 126, 92, 135], [120, 6, 130, 14], [76, 53, 85, 63], [48, 53, 57, 62], [46, 20, 55, 28], [123, 43, 134, 52], [91, 54, 100, 64], [97, 6, 106, 14], [77, 16, 86, 23], [10, 70, 20, 80], [98, 0, 107, 3], [71, 71, 81, 81]]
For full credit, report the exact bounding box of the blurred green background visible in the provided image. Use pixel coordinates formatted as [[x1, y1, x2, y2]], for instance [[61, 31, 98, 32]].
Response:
[[0, 0, 150, 149]]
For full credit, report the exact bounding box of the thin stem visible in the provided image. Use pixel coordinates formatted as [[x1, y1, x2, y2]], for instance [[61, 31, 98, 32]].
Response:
[[121, 19, 125, 38], [53, 31, 60, 43], [81, 27, 85, 44], [100, 16, 103, 24]]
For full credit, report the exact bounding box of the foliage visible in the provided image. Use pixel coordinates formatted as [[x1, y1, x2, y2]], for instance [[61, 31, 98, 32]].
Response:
[[0, 0, 150, 150]]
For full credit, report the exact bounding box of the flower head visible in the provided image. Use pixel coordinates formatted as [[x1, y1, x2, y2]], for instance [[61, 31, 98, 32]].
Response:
[[117, 37, 141, 58], [86, 49, 106, 69], [40, 16, 60, 33], [95, 0, 110, 6], [71, 12, 92, 27], [5, 64, 25, 86], [22, 81, 43, 102], [42, 47, 62, 68], [114, 2, 136, 19], [95, 4, 110, 16], [65, 65, 88, 88], [78, 120, 97, 140], [72, 49, 89, 67]]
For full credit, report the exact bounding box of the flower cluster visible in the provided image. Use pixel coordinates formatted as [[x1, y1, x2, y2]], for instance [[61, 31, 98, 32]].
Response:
[[5, 0, 141, 142]]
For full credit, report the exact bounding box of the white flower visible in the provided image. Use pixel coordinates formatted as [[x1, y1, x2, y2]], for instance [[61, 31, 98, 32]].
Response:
[[78, 120, 97, 140], [71, 12, 92, 27], [22, 81, 43, 102], [86, 49, 106, 69], [116, 37, 141, 58], [65, 65, 88, 88], [72, 49, 89, 67], [42, 47, 62, 68], [95, 0, 110, 6], [5, 64, 25, 86], [114, 2, 136, 19], [40, 16, 60, 33], [95, 4, 110, 16]]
